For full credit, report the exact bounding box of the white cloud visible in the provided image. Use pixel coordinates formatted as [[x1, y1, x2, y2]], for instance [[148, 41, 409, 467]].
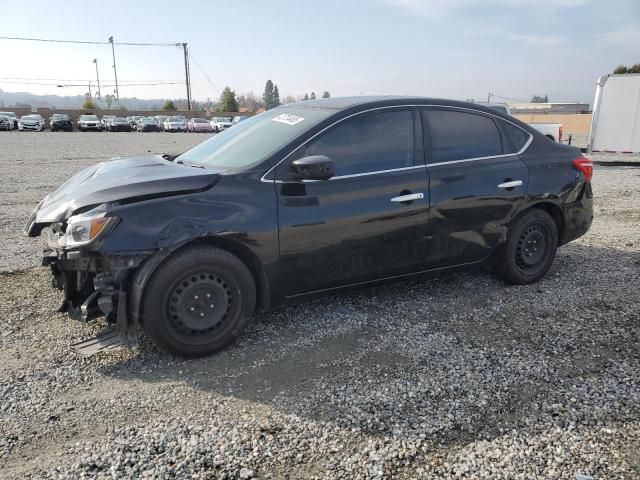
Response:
[[383, 0, 588, 18], [470, 27, 567, 46], [597, 25, 640, 48]]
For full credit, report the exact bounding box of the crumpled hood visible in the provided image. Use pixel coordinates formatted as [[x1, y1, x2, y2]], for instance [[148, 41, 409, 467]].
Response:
[[25, 155, 221, 236]]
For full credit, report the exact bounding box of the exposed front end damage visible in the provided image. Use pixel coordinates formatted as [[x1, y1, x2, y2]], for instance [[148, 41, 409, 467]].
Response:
[[43, 224, 153, 353]]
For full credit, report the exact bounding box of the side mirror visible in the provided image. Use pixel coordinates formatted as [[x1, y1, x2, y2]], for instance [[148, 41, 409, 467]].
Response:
[[291, 155, 334, 181]]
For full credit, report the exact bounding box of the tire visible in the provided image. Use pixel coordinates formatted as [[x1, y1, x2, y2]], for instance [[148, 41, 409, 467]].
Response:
[[140, 245, 256, 357], [493, 209, 558, 285]]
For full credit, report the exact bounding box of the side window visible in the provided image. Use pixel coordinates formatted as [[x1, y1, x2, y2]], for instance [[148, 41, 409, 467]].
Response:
[[427, 109, 503, 162], [498, 120, 531, 153], [298, 110, 414, 177]]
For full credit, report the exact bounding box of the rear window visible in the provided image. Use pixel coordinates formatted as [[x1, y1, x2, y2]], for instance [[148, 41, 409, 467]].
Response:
[[499, 120, 531, 153], [427, 109, 503, 162]]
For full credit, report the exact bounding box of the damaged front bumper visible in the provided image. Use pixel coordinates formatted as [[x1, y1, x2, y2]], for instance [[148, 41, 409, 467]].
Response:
[[44, 244, 153, 353]]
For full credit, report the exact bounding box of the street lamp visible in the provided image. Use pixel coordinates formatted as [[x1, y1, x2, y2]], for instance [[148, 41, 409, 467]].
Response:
[[57, 81, 93, 100]]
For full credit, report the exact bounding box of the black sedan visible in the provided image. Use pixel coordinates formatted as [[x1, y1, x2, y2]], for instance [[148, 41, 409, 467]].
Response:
[[107, 117, 132, 132], [50, 113, 73, 132], [137, 117, 159, 132], [25, 97, 593, 357]]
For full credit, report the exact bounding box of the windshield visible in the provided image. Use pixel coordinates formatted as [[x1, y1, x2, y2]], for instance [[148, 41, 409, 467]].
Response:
[[192, 118, 207, 123], [113, 117, 127, 122], [176, 107, 333, 169], [21, 116, 41, 120], [52, 114, 69, 120], [80, 115, 98, 121], [214, 117, 232, 123], [169, 116, 185, 121], [141, 118, 156, 124], [0, 112, 16, 117]]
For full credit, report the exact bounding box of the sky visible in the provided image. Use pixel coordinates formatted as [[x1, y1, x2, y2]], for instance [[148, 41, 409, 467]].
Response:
[[1, 0, 639, 105]]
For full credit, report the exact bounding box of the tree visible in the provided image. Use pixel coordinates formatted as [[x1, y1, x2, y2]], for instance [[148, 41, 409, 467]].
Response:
[[303, 93, 309, 101], [613, 65, 628, 74], [104, 94, 116, 109], [218, 86, 239, 112], [272, 84, 281, 108], [531, 94, 548, 103], [263, 80, 275, 109], [83, 99, 98, 110], [629, 64, 640, 74], [322, 91, 330, 98], [162, 100, 177, 111], [310, 91, 316, 100]]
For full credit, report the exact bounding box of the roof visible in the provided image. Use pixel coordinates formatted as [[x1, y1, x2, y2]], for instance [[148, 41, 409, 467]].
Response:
[[282, 95, 496, 112]]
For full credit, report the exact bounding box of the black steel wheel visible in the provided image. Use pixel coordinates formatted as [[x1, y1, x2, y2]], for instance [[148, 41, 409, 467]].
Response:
[[493, 209, 558, 285], [141, 245, 256, 357]]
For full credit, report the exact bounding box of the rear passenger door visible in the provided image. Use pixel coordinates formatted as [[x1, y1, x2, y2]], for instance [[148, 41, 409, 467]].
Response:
[[422, 107, 531, 268]]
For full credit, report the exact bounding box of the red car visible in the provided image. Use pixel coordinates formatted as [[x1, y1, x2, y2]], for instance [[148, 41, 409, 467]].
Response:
[[188, 118, 213, 133]]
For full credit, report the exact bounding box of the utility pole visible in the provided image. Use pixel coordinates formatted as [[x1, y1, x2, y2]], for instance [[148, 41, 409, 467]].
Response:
[[487, 92, 491, 102], [108, 36, 120, 108], [93, 58, 101, 100], [88, 81, 92, 100], [182, 43, 192, 111]]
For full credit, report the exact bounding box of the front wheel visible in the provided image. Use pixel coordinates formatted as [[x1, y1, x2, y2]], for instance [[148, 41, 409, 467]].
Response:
[[140, 245, 256, 357], [493, 209, 558, 285]]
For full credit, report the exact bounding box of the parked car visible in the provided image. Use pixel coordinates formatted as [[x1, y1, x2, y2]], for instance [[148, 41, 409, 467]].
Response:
[[101, 115, 116, 129], [188, 118, 214, 133], [49, 113, 73, 132], [478, 102, 563, 143], [155, 116, 169, 131], [78, 114, 102, 131], [129, 116, 144, 130], [0, 115, 14, 131], [0, 111, 18, 129], [107, 117, 132, 132], [210, 117, 233, 132], [164, 115, 188, 132], [210, 116, 233, 132], [137, 117, 159, 132], [232, 115, 250, 125], [25, 97, 594, 357], [18, 114, 44, 131]]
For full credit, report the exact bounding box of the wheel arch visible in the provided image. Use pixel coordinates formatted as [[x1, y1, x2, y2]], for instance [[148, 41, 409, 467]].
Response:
[[517, 201, 565, 244], [128, 235, 271, 331]]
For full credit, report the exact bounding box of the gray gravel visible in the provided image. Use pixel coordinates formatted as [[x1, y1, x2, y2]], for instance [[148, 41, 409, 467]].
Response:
[[0, 132, 638, 479]]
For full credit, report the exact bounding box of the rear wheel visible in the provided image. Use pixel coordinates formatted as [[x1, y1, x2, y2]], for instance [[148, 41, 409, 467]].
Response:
[[493, 209, 558, 285], [141, 245, 256, 357]]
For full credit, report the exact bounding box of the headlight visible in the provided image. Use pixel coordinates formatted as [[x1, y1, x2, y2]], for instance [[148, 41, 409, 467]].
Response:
[[64, 213, 118, 247]]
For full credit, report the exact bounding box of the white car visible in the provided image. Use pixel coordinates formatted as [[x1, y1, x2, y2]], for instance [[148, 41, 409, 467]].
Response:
[[101, 115, 116, 129], [164, 116, 188, 132], [210, 116, 233, 132], [18, 115, 44, 131], [78, 114, 102, 131]]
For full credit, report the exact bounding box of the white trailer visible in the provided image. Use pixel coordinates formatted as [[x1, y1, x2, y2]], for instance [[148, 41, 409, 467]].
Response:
[[588, 73, 640, 154]]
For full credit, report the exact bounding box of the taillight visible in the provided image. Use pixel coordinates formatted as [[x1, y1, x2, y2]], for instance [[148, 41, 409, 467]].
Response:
[[559, 126, 563, 143], [573, 157, 593, 183]]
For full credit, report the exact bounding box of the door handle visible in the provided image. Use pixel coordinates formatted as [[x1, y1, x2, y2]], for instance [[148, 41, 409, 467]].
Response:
[[390, 192, 424, 203], [497, 180, 523, 189]]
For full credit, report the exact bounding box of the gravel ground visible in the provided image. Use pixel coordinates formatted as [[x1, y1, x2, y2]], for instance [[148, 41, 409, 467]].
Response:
[[0, 132, 638, 479]]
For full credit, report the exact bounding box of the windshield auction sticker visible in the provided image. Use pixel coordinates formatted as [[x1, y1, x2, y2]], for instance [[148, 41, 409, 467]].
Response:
[[272, 114, 305, 126]]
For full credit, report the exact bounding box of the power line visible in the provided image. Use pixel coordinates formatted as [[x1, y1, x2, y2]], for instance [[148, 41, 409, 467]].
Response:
[[189, 51, 220, 94], [488, 92, 529, 103], [0, 76, 185, 83], [0, 80, 184, 87], [0, 36, 180, 47]]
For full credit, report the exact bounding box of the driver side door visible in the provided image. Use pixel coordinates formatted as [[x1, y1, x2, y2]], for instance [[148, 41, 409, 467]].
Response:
[[274, 108, 431, 297]]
